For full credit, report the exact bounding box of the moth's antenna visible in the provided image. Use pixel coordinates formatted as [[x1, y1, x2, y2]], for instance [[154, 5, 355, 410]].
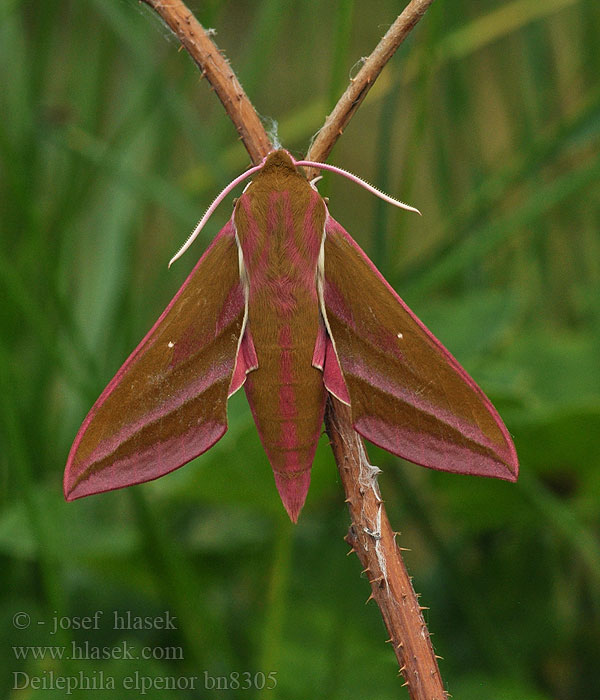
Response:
[[293, 158, 421, 216], [168, 160, 266, 267]]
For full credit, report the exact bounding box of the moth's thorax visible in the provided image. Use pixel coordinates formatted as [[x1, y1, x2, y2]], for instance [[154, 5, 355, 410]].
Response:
[[233, 164, 326, 307]]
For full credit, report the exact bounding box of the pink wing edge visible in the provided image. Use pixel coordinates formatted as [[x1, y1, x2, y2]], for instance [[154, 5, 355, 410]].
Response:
[[320, 215, 519, 481]]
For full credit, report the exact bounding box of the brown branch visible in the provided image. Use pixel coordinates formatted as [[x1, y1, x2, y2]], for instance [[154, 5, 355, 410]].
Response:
[[312, 4, 445, 696], [306, 0, 436, 172], [139, 1, 445, 698], [140, 0, 272, 164], [326, 400, 447, 699]]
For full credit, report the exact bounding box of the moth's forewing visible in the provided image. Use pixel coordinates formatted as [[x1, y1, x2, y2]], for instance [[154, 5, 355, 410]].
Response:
[[64, 222, 245, 500], [321, 216, 518, 481]]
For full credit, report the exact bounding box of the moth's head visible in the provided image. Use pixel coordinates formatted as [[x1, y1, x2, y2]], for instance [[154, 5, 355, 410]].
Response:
[[244, 149, 310, 195], [260, 149, 300, 177]]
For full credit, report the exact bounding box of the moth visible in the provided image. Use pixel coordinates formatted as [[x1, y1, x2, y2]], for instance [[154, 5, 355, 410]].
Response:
[[64, 150, 518, 521]]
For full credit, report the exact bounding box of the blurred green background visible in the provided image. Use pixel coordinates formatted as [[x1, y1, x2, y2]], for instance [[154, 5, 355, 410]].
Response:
[[1, 0, 599, 698]]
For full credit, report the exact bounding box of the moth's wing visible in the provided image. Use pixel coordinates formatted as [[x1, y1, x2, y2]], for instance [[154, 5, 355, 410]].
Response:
[[65, 220, 246, 500], [321, 216, 518, 480]]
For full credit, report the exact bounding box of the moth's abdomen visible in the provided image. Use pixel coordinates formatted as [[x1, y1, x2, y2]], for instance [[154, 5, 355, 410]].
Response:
[[244, 306, 326, 523]]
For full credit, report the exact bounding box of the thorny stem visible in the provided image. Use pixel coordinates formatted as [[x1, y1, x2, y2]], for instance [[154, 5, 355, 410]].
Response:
[[306, 0, 437, 175], [325, 400, 446, 699], [139, 1, 445, 697], [140, 0, 272, 163]]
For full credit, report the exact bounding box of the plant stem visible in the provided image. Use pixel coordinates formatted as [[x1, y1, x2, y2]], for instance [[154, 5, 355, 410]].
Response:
[[141, 0, 272, 163], [138, 2, 445, 696], [325, 400, 446, 699], [306, 0, 437, 174]]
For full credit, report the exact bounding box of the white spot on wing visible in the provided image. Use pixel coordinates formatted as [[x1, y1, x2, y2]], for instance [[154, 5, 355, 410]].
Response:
[[167, 341, 174, 348], [397, 332, 403, 339]]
